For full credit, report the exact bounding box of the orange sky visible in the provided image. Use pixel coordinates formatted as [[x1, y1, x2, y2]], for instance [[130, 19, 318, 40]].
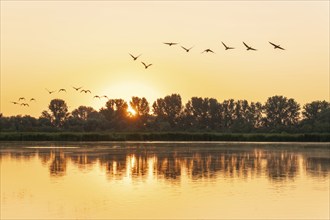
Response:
[[1, 1, 329, 117]]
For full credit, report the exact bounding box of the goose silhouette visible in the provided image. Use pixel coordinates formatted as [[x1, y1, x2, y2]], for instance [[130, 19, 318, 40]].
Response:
[[163, 42, 178, 46], [243, 42, 257, 51], [72, 86, 82, 91], [80, 89, 91, 93], [202, 49, 215, 53], [45, 88, 56, 94], [141, 62, 152, 69], [221, 42, 235, 50], [269, 42, 285, 50], [181, 46, 194, 52], [129, 53, 141, 61]]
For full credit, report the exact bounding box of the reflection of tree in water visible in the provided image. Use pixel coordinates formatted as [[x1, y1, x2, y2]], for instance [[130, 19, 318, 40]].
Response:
[[157, 155, 181, 179], [90, 149, 327, 182], [1, 150, 35, 161], [266, 151, 298, 181], [49, 150, 66, 176], [70, 153, 98, 171], [130, 154, 149, 177], [305, 157, 330, 177], [38, 151, 53, 166], [2, 147, 329, 182], [97, 149, 267, 181], [98, 153, 127, 180]]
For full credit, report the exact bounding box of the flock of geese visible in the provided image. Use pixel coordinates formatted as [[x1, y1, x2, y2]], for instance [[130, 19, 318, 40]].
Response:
[[129, 41, 285, 69], [10, 41, 285, 108], [11, 86, 110, 107], [11, 97, 36, 107]]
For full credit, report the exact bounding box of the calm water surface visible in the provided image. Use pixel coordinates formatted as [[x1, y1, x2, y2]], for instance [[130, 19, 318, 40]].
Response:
[[1, 142, 329, 219]]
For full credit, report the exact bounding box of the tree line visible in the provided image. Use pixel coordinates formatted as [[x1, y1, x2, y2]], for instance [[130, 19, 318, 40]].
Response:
[[1, 94, 329, 133]]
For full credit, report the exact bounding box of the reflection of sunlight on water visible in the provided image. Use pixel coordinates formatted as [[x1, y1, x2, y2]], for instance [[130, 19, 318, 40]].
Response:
[[112, 161, 117, 175], [298, 155, 304, 177], [124, 154, 136, 184], [147, 156, 156, 182]]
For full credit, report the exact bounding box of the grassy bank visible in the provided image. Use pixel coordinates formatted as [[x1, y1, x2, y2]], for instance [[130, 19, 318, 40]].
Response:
[[0, 132, 329, 142]]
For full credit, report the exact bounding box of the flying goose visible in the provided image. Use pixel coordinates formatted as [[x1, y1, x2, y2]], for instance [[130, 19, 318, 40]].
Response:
[[72, 86, 82, 91], [163, 42, 178, 46], [80, 89, 91, 93], [141, 62, 152, 69], [181, 46, 194, 52], [129, 53, 141, 61], [45, 88, 56, 94], [202, 49, 215, 53], [221, 42, 235, 50], [243, 42, 257, 51], [269, 42, 285, 50]]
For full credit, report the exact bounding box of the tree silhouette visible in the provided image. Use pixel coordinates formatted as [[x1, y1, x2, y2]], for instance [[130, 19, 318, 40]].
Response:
[[152, 94, 182, 128], [184, 97, 217, 129], [100, 99, 129, 130], [301, 101, 330, 132], [232, 100, 252, 132], [38, 111, 53, 131], [47, 99, 69, 127], [230, 100, 264, 132], [72, 106, 96, 120], [130, 97, 150, 129], [302, 101, 329, 121], [1, 94, 329, 133], [248, 102, 263, 129], [221, 99, 235, 130], [208, 98, 222, 130], [264, 96, 300, 131]]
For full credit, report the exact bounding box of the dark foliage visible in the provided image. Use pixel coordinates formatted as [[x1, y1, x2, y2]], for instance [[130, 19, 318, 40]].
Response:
[[0, 95, 329, 134]]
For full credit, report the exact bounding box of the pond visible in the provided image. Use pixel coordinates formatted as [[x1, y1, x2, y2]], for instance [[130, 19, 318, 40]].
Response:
[[1, 142, 329, 219]]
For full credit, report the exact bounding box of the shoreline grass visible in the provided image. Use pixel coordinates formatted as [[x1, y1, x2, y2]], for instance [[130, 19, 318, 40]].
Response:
[[0, 132, 329, 142]]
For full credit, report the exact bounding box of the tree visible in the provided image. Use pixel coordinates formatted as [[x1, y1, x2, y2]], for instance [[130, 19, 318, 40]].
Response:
[[100, 99, 129, 130], [38, 111, 53, 131], [208, 98, 222, 130], [84, 111, 107, 131], [302, 101, 329, 121], [47, 99, 69, 127], [263, 95, 300, 131], [231, 100, 251, 132], [20, 115, 38, 131], [184, 97, 207, 129], [231, 100, 263, 132], [0, 116, 10, 131], [9, 115, 23, 131], [72, 106, 96, 120], [301, 101, 330, 132], [130, 97, 150, 129], [183, 97, 221, 130], [152, 94, 182, 128], [248, 102, 263, 129], [221, 99, 235, 130], [40, 110, 52, 121], [64, 116, 84, 131]]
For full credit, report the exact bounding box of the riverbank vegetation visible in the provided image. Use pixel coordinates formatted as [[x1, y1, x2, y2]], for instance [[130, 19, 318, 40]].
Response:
[[0, 132, 329, 142], [1, 94, 329, 141]]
